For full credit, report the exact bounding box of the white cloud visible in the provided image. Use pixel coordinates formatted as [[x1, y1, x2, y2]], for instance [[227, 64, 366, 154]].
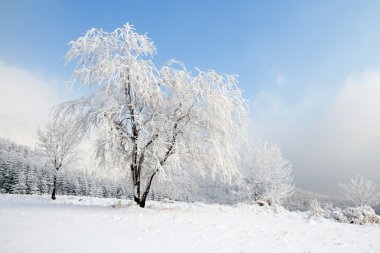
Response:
[[271, 69, 287, 87], [250, 69, 380, 192], [312, 70, 380, 178], [250, 88, 321, 144], [275, 72, 286, 87], [0, 62, 60, 147], [0, 62, 114, 174]]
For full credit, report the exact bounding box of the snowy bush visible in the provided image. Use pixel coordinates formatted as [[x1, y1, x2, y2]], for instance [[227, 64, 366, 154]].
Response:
[[311, 201, 380, 225], [338, 206, 380, 225], [309, 198, 324, 217], [317, 203, 347, 223]]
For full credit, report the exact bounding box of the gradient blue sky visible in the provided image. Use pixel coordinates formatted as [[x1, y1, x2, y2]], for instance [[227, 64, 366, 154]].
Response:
[[2, 1, 380, 97], [1, 0, 380, 192]]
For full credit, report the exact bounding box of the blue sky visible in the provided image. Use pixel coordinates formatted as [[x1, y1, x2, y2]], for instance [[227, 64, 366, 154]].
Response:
[[1, 0, 380, 192], [2, 0, 380, 98]]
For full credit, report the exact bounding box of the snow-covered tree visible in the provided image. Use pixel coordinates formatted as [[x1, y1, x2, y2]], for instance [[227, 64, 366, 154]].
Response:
[[37, 120, 82, 200], [13, 169, 27, 194], [26, 164, 39, 194], [340, 175, 379, 207], [56, 23, 248, 207], [1, 154, 16, 193], [242, 141, 294, 205], [37, 168, 50, 194]]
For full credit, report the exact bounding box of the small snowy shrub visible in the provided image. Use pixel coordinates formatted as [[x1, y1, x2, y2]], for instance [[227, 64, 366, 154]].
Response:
[[309, 198, 324, 217]]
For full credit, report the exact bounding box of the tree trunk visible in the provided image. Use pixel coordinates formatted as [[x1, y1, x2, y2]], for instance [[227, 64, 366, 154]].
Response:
[[133, 181, 140, 205], [138, 170, 158, 208], [51, 174, 57, 200], [133, 127, 175, 208], [131, 159, 141, 205], [135, 123, 177, 208], [138, 188, 151, 208]]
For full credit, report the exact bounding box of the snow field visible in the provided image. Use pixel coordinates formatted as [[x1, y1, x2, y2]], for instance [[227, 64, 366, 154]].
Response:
[[0, 194, 379, 253]]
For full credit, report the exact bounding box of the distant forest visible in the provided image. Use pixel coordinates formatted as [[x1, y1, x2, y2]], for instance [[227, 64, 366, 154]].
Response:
[[0, 138, 128, 198]]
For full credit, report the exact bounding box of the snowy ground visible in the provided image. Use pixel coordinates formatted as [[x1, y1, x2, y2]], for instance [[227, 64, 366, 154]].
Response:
[[0, 194, 379, 253]]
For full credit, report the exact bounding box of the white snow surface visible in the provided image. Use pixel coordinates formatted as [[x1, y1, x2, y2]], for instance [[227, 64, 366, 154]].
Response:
[[0, 194, 379, 253]]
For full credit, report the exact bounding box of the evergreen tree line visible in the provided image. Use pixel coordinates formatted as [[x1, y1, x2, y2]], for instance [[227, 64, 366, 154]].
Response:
[[0, 138, 128, 198]]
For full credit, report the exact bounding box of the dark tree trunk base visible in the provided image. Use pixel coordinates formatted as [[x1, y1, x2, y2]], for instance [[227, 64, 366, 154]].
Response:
[[51, 188, 56, 200], [139, 199, 146, 208], [132, 196, 147, 208], [51, 174, 57, 200]]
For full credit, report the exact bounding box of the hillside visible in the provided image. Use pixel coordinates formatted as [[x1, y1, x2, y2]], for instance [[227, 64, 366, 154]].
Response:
[[284, 187, 350, 212]]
